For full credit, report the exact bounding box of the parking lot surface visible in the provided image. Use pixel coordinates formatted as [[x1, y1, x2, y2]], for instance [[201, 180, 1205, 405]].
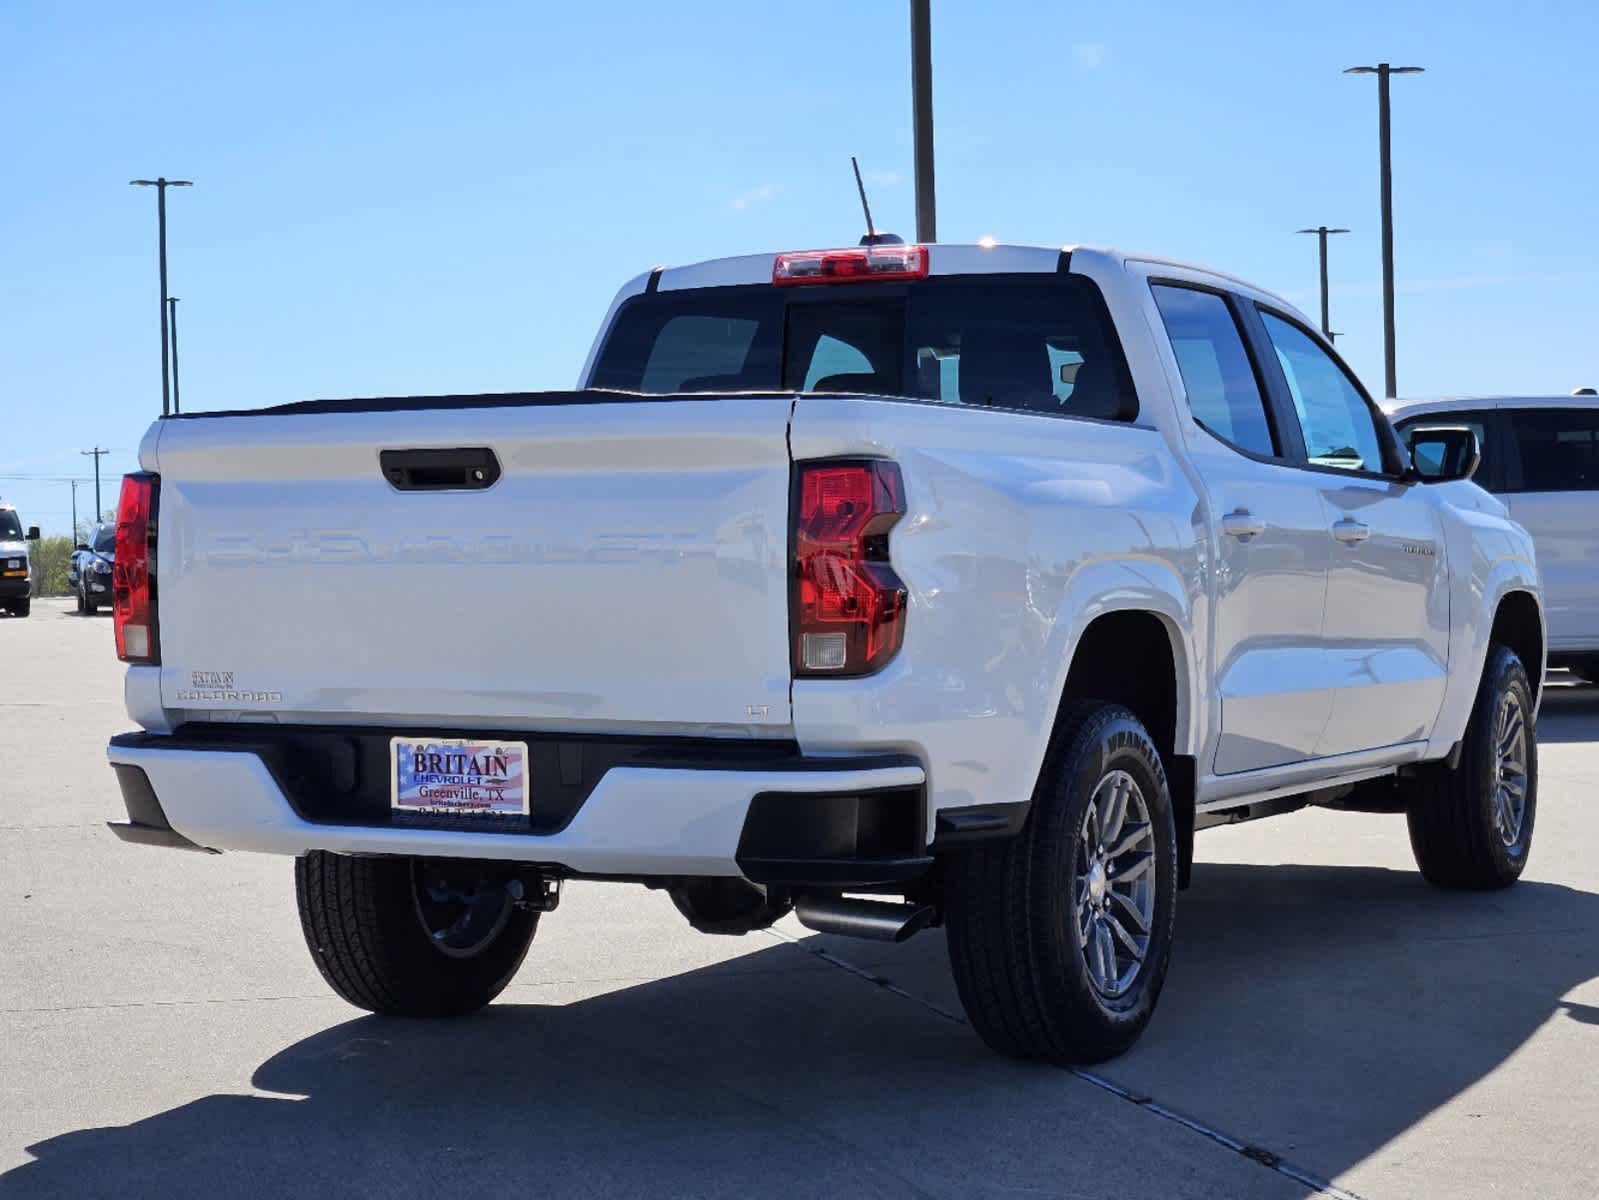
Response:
[[3, 596, 1597, 1198]]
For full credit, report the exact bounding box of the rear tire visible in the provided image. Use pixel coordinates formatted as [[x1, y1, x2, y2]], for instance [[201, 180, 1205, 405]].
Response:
[[295, 852, 538, 1017], [1405, 645, 1536, 889], [75, 583, 86, 614], [944, 702, 1179, 1064], [8, 599, 29, 618]]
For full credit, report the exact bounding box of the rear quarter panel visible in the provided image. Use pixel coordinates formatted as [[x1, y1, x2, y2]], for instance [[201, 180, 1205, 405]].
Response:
[[789, 395, 1203, 835]]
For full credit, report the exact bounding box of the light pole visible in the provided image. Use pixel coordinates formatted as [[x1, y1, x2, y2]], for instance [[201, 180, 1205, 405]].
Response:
[[168, 296, 182, 414], [129, 177, 193, 417], [1295, 226, 1349, 339], [70, 480, 78, 544], [909, 0, 936, 243], [1344, 64, 1423, 399], [81, 447, 108, 517]]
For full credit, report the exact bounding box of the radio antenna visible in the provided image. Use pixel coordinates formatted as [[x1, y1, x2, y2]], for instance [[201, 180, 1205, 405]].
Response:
[[851, 156, 877, 241]]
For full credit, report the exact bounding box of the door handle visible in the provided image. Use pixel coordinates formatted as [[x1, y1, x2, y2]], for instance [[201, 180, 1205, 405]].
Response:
[[1331, 517, 1370, 544], [1221, 509, 1267, 541]]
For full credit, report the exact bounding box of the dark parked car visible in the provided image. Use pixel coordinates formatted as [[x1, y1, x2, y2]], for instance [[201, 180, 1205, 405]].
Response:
[[69, 521, 116, 614]]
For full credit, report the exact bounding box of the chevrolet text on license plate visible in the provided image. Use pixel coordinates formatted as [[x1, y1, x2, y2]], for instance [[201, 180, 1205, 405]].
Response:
[[390, 737, 530, 822]]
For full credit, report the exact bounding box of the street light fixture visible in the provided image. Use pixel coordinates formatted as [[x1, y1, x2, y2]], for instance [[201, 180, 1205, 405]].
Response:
[[1344, 64, 1423, 399], [1295, 226, 1350, 340], [129, 177, 193, 418]]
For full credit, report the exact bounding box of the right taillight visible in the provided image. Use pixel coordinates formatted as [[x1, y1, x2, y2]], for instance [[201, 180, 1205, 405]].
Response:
[[113, 472, 159, 664], [793, 460, 907, 676]]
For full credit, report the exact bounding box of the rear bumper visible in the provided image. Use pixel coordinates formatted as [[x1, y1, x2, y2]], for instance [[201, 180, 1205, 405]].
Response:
[[106, 729, 930, 884], [0, 576, 30, 600]]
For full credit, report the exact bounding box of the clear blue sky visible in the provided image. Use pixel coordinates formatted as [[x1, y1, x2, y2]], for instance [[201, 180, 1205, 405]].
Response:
[[4, 0, 1595, 535]]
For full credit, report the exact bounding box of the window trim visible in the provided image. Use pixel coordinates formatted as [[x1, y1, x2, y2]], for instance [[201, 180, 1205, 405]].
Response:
[[1148, 278, 1293, 466], [1250, 304, 1409, 483]]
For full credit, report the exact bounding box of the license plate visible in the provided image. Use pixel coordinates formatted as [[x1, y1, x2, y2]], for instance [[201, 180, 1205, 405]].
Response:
[[390, 737, 530, 823]]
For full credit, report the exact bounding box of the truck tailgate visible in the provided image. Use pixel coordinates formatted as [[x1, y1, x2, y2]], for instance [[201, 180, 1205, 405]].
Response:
[[150, 395, 795, 734]]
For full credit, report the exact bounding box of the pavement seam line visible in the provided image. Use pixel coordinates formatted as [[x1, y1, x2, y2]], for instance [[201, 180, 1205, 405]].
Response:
[[764, 926, 1367, 1200]]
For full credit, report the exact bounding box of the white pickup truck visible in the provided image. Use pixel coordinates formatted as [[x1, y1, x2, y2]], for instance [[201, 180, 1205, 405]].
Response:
[[106, 240, 1545, 1063]]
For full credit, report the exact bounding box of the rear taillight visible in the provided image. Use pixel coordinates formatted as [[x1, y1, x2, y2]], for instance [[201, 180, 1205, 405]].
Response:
[[793, 461, 907, 676], [773, 244, 928, 286], [113, 472, 159, 664]]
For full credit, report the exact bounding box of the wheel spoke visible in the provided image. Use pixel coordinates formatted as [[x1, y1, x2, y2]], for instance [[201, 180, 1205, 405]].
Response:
[[1109, 888, 1151, 933], [1103, 910, 1144, 959], [1109, 850, 1154, 884], [1100, 777, 1129, 846], [1106, 820, 1151, 860], [1094, 920, 1117, 987]]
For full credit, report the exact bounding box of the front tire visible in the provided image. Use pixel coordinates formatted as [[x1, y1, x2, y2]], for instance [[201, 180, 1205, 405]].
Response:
[[944, 702, 1179, 1064], [8, 599, 29, 618], [1405, 645, 1537, 889], [295, 853, 538, 1017]]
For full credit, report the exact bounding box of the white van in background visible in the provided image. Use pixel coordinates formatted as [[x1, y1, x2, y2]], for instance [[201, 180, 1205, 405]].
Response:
[[1387, 395, 1599, 684]]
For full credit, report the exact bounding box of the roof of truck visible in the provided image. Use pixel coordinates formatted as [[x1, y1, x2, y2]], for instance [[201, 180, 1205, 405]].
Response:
[[653, 241, 1296, 308]]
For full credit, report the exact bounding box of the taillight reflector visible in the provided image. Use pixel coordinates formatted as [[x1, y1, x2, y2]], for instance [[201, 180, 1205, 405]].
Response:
[[773, 245, 928, 286], [113, 472, 159, 664], [793, 461, 907, 677]]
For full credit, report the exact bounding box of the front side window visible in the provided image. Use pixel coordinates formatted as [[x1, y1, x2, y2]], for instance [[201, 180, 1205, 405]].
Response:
[[1151, 284, 1277, 458], [1260, 311, 1386, 474], [1508, 408, 1599, 492], [93, 524, 117, 553]]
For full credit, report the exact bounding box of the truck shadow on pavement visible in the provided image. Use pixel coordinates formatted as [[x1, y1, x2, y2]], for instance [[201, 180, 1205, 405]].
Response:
[[8, 860, 1599, 1199]]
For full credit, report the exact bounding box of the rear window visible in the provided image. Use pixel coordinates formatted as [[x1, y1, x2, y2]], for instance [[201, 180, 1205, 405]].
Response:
[[589, 274, 1137, 422], [1506, 408, 1599, 493]]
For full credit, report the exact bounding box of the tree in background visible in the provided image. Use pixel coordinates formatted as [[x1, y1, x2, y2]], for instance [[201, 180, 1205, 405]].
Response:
[[28, 536, 75, 596]]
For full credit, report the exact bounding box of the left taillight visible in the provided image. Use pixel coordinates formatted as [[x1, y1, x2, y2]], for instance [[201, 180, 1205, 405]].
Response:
[[113, 472, 159, 664], [793, 460, 907, 677]]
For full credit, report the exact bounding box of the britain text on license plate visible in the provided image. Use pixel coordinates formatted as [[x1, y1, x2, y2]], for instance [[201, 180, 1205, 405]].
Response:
[[390, 738, 530, 824]]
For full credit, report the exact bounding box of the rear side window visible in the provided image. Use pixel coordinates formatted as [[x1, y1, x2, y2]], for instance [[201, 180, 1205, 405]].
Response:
[[1508, 408, 1599, 492], [1151, 284, 1277, 458], [590, 275, 1137, 422]]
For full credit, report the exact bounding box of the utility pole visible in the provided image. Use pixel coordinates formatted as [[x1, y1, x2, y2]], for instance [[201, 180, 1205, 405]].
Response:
[[81, 448, 109, 517], [909, 0, 936, 243], [168, 296, 182, 414], [1344, 64, 1423, 398], [1295, 226, 1349, 339], [129, 177, 193, 417], [70, 480, 79, 544]]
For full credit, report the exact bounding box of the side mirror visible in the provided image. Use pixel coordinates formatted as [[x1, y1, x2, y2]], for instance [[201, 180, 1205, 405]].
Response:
[[26, 526, 40, 541], [1407, 426, 1481, 484]]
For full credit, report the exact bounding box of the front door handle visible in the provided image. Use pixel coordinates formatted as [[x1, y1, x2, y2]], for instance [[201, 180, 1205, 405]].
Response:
[[1331, 517, 1371, 544], [1221, 509, 1267, 541]]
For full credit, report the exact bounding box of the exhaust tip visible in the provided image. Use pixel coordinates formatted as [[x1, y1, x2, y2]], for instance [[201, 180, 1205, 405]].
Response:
[[794, 894, 935, 943]]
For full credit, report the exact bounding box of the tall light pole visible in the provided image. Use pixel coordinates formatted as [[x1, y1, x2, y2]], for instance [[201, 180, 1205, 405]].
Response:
[[1295, 226, 1349, 339], [1344, 64, 1423, 399], [167, 296, 182, 414], [909, 0, 936, 243], [81, 447, 109, 517], [129, 177, 193, 417]]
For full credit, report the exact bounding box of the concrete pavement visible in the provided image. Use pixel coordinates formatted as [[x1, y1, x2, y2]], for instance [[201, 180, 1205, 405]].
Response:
[[3, 596, 1597, 1198]]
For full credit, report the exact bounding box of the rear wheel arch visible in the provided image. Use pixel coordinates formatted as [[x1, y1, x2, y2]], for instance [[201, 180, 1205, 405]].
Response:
[[1054, 609, 1195, 883]]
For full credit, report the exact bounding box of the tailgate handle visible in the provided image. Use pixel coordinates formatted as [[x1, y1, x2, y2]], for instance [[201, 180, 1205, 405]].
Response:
[[380, 447, 500, 491]]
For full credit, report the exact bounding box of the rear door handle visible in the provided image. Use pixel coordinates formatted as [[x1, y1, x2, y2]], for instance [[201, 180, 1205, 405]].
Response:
[[1331, 517, 1370, 544], [1221, 510, 1267, 540]]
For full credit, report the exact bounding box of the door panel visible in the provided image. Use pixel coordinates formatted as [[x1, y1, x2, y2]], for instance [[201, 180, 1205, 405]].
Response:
[[1313, 480, 1450, 755], [1146, 282, 1332, 774]]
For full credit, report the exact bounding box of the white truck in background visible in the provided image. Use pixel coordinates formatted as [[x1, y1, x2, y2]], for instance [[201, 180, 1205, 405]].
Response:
[[106, 240, 1543, 1062]]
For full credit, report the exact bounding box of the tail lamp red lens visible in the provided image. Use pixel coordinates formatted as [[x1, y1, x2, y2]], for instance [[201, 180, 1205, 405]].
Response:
[[793, 461, 907, 676], [113, 472, 159, 664], [773, 244, 928, 287]]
